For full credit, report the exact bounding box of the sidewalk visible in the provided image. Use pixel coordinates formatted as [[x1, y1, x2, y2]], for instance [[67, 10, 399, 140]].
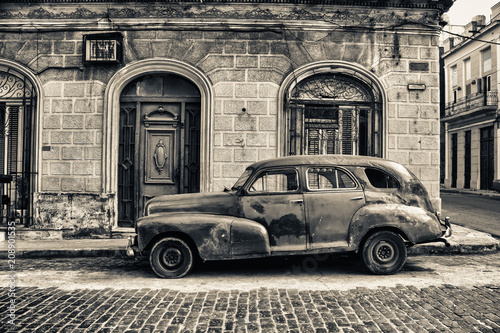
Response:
[[441, 186, 500, 198], [0, 224, 497, 259]]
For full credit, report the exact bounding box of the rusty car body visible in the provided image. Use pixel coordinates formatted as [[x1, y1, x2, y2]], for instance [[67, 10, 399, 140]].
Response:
[[127, 155, 451, 278]]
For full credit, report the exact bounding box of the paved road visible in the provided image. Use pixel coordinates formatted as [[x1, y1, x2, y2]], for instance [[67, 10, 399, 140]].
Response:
[[2, 254, 500, 332], [440, 192, 500, 237]]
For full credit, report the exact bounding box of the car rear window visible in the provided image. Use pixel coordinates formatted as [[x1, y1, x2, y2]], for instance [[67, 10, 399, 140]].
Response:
[[365, 168, 399, 189]]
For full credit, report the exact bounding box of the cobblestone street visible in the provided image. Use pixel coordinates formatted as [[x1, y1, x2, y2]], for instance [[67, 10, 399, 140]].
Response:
[[2, 284, 499, 333], [2, 253, 500, 332]]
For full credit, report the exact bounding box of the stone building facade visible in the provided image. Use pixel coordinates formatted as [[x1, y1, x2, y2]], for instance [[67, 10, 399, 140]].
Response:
[[441, 3, 500, 191], [0, 0, 452, 233]]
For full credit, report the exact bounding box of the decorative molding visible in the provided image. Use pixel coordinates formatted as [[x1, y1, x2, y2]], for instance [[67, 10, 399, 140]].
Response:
[[153, 139, 168, 175], [291, 74, 376, 102], [0, 3, 441, 26]]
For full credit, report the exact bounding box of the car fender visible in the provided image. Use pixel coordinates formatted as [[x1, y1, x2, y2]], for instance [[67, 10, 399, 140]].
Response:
[[348, 204, 442, 249], [136, 213, 271, 260], [137, 213, 234, 260]]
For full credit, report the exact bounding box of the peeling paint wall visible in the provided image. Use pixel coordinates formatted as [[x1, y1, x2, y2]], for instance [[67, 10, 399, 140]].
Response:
[[34, 193, 113, 235]]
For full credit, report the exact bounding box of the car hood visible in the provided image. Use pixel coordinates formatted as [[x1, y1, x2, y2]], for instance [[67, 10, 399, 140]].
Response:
[[144, 192, 238, 216]]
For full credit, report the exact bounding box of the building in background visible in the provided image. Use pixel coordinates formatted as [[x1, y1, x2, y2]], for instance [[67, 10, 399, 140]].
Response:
[[0, 0, 452, 234], [441, 2, 500, 191]]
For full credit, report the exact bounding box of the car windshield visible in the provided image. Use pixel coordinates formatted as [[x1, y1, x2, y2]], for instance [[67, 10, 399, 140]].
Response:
[[232, 168, 253, 191]]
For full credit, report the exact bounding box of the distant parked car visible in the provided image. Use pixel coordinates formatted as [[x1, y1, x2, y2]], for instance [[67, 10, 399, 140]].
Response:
[[493, 179, 500, 192], [127, 155, 451, 278]]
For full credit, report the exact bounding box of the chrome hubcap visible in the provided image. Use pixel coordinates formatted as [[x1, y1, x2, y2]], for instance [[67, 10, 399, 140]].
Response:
[[374, 241, 395, 263], [162, 247, 182, 267]]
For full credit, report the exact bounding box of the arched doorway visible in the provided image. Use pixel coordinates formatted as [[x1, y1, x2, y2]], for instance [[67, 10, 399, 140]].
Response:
[[282, 63, 384, 157], [103, 59, 213, 228], [117, 74, 202, 227], [0, 67, 37, 226]]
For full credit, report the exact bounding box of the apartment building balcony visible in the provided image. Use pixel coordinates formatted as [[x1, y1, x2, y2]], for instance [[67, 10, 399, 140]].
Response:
[[445, 90, 498, 118]]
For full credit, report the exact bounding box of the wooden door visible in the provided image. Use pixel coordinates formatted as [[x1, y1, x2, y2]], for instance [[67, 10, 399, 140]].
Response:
[[451, 133, 457, 188], [464, 131, 471, 189], [139, 103, 181, 212], [118, 74, 202, 227], [480, 126, 494, 190]]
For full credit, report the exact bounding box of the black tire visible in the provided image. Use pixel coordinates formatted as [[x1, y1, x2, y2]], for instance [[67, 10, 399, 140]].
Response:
[[150, 237, 194, 278], [362, 231, 407, 275]]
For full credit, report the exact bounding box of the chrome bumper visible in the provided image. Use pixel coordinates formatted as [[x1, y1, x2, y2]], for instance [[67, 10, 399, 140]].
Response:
[[126, 235, 140, 257], [441, 216, 452, 238]]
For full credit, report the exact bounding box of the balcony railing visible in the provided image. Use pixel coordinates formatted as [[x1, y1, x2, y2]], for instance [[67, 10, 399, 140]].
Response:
[[445, 90, 498, 117]]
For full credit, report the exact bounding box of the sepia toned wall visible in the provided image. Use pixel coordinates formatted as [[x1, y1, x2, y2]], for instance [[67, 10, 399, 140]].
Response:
[[0, 1, 450, 230]]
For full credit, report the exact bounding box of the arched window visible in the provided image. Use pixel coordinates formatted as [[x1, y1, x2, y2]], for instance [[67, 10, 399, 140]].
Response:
[[0, 69, 37, 225], [285, 72, 382, 157]]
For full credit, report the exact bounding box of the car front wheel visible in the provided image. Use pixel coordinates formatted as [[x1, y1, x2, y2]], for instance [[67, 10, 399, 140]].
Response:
[[150, 237, 194, 278], [362, 231, 407, 275]]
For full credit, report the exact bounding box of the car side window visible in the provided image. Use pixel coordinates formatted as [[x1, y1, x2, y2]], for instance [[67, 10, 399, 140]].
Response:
[[365, 168, 399, 189], [307, 168, 357, 190], [248, 169, 298, 193]]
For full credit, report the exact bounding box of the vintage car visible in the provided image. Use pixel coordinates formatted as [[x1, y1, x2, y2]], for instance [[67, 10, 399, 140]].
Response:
[[127, 155, 451, 278]]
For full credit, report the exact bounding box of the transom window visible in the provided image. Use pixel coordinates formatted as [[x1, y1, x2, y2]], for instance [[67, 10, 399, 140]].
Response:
[[451, 65, 458, 87], [482, 47, 492, 73], [464, 58, 471, 81]]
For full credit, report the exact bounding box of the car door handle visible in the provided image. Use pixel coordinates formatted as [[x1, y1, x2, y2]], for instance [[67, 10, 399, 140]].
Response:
[[290, 199, 303, 204], [350, 196, 364, 201]]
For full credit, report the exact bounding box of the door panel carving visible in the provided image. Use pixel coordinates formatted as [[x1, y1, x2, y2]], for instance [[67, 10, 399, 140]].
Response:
[[145, 130, 175, 183]]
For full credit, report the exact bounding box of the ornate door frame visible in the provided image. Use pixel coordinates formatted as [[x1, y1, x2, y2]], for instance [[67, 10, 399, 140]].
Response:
[[103, 59, 213, 227], [278, 61, 387, 158], [0, 59, 42, 226]]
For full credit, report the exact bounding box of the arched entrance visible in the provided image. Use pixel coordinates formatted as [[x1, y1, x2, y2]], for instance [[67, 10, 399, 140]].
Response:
[[281, 62, 384, 157], [118, 74, 201, 227], [103, 59, 213, 228], [0, 66, 38, 226]]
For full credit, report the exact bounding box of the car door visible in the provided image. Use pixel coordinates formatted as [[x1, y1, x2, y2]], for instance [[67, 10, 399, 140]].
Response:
[[303, 167, 365, 249], [238, 168, 307, 253]]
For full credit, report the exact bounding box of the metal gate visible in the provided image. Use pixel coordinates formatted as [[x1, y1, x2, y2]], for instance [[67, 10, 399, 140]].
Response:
[[0, 70, 37, 226]]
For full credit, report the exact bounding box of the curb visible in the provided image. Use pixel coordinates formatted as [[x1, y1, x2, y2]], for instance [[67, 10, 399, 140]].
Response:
[[1, 243, 497, 260], [0, 249, 129, 259], [408, 243, 498, 255]]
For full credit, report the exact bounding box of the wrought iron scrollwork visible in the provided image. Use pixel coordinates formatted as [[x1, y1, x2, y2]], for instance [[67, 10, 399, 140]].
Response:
[[291, 74, 375, 102], [0, 72, 33, 98]]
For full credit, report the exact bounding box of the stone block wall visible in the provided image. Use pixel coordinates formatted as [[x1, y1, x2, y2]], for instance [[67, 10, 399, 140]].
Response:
[[41, 80, 104, 194], [0, 2, 447, 228]]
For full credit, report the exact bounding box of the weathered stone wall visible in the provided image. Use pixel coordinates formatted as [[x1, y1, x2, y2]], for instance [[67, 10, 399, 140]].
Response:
[[0, 2, 446, 229], [34, 193, 112, 235]]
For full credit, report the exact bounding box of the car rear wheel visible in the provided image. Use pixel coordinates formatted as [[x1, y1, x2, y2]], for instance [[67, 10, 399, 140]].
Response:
[[150, 237, 194, 278], [362, 231, 407, 275]]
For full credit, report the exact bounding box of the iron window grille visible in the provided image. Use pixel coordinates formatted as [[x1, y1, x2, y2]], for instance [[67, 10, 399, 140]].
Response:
[[83, 32, 123, 64]]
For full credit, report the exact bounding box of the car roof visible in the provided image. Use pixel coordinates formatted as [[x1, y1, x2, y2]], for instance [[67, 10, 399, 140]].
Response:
[[248, 155, 395, 169], [247, 155, 415, 181]]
